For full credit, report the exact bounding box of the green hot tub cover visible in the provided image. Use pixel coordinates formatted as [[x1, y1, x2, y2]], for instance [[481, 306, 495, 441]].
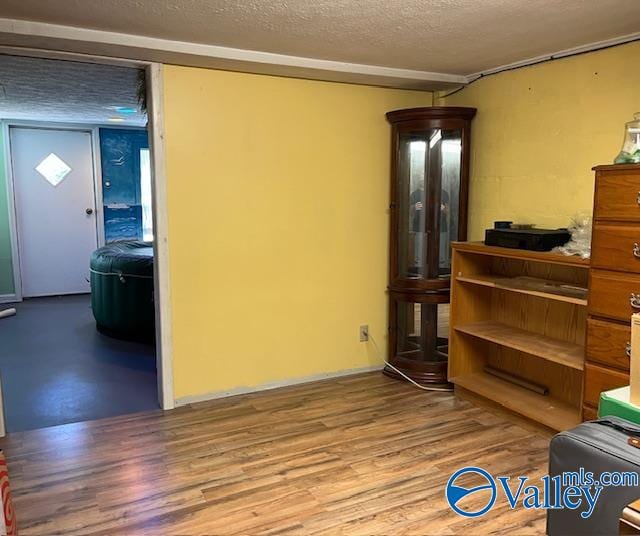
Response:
[[90, 241, 155, 342]]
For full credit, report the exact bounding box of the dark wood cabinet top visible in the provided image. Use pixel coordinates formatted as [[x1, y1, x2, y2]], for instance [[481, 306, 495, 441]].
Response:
[[593, 163, 640, 172], [386, 106, 477, 123]]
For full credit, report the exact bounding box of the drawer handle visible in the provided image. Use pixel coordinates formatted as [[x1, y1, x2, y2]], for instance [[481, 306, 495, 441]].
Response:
[[631, 293, 640, 309], [635, 243, 640, 258], [637, 191, 640, 205], [627, 342, 632, 358]]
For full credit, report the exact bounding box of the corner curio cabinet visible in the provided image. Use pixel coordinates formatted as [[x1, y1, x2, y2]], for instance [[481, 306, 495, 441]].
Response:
[[384, 107, 476, 389]]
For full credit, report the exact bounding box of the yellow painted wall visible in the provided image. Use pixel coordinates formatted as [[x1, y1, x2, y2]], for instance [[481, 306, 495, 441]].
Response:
[[443, 41, 640, 240], [163, 66, 430, 399]]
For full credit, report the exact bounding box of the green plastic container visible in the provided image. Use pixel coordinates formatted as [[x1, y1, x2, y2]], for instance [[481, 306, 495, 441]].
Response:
[[598, 386, 640, 425]]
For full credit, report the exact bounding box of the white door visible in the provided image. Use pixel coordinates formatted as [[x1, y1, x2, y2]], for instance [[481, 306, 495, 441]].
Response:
[[10, 127, 98, 297]]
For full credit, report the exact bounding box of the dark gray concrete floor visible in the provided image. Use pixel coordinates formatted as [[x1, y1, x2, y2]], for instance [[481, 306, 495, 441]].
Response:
[[0, 294, 158, 432]]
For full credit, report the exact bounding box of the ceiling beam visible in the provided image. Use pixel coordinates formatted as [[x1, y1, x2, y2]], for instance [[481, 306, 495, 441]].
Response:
[[0, 18, 467, 91]]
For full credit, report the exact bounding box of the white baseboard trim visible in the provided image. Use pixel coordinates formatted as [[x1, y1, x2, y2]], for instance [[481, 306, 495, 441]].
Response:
[[174, 364, 384, 406]]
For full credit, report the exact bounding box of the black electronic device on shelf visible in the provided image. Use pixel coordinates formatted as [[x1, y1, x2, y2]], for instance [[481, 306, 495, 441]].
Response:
[[485, 222, 570, 251]]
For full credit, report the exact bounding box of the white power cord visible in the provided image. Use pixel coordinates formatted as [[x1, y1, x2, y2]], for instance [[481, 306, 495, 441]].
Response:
[[368, 331, 453, 392]]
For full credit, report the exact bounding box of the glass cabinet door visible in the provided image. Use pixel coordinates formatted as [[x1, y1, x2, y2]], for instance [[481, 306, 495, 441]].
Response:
[[395, 129, 463, 281], [397, 133, 428, 280], [438, 131, 462, 274]]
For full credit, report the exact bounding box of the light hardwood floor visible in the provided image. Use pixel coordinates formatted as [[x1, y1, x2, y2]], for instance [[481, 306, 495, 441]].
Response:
[[0, 372, 551, 535]]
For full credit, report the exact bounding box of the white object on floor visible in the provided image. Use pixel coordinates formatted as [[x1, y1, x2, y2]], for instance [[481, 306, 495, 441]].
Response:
[[0, 309, 16, 320]]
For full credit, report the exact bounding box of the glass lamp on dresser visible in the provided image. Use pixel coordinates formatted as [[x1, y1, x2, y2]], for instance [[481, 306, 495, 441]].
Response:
[[384, 107, 476, 389]]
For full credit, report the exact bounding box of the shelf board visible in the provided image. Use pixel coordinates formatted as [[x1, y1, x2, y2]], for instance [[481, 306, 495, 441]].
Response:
[[454, 320, 584, 370], [452, 241, 590, 268], [450, 372, 581, 431], [456, 274, 588, 305]]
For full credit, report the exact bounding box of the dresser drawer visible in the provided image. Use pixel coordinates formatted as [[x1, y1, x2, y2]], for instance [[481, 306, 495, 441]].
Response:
[[586, 318, 631, 371], [583, 363, 629, 408], [592, 223, 640, 273], [595, 172, 640, 222], [589, 269, 640, 322]]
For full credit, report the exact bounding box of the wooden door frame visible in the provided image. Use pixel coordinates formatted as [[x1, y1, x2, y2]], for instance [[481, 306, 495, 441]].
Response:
[[0, 51, 174, 412]]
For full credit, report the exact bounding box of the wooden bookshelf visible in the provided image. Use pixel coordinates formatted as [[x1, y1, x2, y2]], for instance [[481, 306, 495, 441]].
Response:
[[449, 242, 589, 431]]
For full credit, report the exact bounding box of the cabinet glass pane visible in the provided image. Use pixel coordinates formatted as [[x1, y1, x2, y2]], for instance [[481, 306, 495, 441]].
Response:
[[395, 301, 448, 361], [396, 129, 462, 279], [397, 134, 428, 279], [439, 132, 462, 274]]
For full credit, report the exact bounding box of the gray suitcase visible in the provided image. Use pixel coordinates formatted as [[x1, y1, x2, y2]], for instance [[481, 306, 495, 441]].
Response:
[[548, 417, 640, 535]]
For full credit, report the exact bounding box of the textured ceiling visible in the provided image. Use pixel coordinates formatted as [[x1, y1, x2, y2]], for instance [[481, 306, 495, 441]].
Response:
[[0, 0, 639, 75], [0, 55, 145, 125]]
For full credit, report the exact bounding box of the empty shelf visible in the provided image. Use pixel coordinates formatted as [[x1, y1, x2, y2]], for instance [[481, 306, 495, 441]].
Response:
[[454, 320, 584, 370], [450, 371, 581, 431], [456, 274, 587, 305]]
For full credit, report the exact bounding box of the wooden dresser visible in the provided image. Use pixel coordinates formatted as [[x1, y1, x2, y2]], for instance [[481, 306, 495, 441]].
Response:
[[585, 164, 640, 420]]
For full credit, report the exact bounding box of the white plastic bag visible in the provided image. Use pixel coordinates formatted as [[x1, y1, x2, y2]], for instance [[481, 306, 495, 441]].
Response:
[[553, 213, 592, 259]]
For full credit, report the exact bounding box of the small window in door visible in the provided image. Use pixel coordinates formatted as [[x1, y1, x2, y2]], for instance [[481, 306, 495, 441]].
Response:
[[35, 153, 71, 186]]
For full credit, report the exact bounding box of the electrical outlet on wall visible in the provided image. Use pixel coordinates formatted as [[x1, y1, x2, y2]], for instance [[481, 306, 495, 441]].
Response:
[[359, 325, 369, 342]]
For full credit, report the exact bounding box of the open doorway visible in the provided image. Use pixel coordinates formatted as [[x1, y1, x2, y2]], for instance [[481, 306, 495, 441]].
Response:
[[0, 54, 164, 432]]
